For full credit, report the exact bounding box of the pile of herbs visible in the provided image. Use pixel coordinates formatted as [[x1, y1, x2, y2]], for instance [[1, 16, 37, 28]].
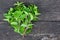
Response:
[[4, 2, 40, 36]]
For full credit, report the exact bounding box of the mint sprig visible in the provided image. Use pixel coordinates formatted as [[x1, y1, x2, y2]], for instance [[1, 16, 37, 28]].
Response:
[[4, 2, 40, 36]]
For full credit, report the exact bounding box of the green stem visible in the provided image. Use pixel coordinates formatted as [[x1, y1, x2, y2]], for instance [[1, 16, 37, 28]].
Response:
[[22, 27, 28, 37]]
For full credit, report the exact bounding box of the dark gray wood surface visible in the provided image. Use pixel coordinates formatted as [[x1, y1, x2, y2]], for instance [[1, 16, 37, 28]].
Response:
[[0, 0, 60, 40]]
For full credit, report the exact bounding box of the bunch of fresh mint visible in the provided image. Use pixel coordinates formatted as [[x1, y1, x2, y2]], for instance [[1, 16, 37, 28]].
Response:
[[4, 2, 39, 36]]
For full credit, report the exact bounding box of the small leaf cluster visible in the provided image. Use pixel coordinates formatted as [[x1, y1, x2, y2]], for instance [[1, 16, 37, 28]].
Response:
[[4, 2, 39, 36]]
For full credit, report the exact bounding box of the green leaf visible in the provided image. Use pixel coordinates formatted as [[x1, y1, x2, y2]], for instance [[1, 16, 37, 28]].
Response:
[[20, 14, 27, 20], [24, 11, 28, 15], [10, 8, 13, 11], [19, 26, 25, 35], [4, 13, 12, 19], [4, 13, 7, 16], [34, 11, 40, 15], [14, 27, 19, 33], [28, 24, 33, 26], [3, 19, 9, 21], [26, 29, 31, 34], [21, 24, 27, 27], [13, 25, 19, 33], [13, 11, 23, 20], [29, 13, 33, 20], [28, 24, 33, 28], [33, 16, 38, 21], [14, 1, 23, 6], [11, 22, 18, 25], [5, 15, 11, 19], [34, 5, 37, 11]]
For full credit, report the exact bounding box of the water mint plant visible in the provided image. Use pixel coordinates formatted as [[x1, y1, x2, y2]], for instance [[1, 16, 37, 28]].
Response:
[[4, 2, 40, 36]]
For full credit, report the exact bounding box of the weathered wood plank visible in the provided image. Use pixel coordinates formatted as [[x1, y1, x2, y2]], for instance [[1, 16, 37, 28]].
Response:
[[0, 22, 60, 40], [32, 22, 60, 34], [0, 0, 60, 21], [0, 22, 10, 30], [0, 21, 60, 34], [39, 12, 60, 21], [0, 0, 60, 40]]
